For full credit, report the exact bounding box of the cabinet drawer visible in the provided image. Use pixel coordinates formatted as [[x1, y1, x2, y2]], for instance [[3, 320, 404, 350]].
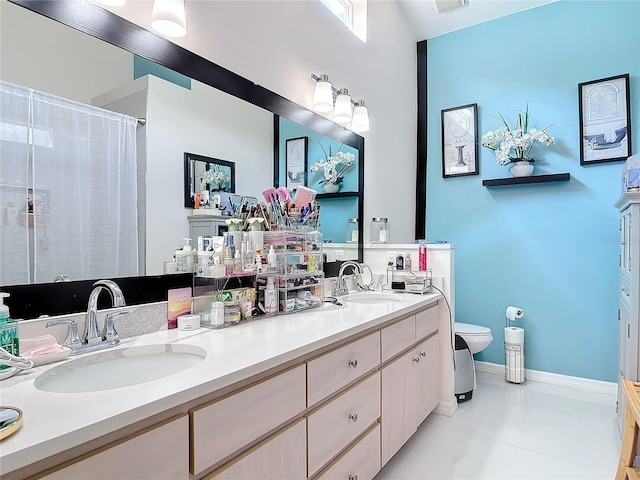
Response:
[[206, 419, 306, 480], [621, 275, 632, 308], [415, 303, 439, 341], [381, 315, 416, 362], [307, 372, 380, 477], [316, 424, 381, 480], [40, 415, 189, 480], [191, 364, 306, 475], [307, 331, 380, 406]]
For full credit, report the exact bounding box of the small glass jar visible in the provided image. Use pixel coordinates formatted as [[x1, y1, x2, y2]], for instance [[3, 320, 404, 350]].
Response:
[[346, 218, 359, 243], [370, 218, 389, 244]]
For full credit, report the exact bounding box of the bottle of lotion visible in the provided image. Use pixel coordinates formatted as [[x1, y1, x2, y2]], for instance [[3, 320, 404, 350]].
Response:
[[267, 245, 277, 273], [264, 277, 278, 314]]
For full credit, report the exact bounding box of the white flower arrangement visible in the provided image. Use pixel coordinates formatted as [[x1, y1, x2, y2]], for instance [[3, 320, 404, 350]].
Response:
[[310, 143, 356, 185], [481, 104, 554, 166], [201, 165, 231, 191]]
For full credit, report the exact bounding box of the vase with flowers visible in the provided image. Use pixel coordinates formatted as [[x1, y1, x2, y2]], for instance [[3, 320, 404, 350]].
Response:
[[310, 142, 357, 193], [201, 165, 231, 193], [481, 103, 554, 177]]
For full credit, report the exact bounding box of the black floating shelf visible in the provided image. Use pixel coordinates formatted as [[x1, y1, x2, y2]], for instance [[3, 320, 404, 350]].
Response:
[[316, 192, 360, 199], [482, 173, 571, 187]]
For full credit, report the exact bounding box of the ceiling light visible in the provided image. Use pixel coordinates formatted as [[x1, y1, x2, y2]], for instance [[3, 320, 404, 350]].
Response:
[[152, 0, 187, 38], [351, 100, 369, 133], [312, 74, 334, 113], [333, 88, 352, 124]]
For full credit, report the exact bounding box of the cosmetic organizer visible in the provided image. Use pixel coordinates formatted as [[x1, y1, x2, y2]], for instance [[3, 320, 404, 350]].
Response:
[[256, 228, 324, 314]]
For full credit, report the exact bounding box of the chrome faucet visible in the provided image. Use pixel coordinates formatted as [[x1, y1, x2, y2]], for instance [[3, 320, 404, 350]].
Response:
[[334, 261, 363, 296], [84, 280, 126, 344], [47, 279, 129, 355]]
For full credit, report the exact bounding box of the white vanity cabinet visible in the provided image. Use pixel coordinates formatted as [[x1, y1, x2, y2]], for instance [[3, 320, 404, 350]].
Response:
[[188, 214, 228, 245], [381, 303, 441, 466], [38, 415, 189, 480], [9, 298, 447, 480], [616, 192, 640, 432], [190, 364, 306, 476], [206, 419, 307, 480]]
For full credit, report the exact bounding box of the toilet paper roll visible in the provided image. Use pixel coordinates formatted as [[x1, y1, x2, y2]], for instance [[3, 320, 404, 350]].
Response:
[[506, 306, 524, 321], [504, 326, 524, 344]]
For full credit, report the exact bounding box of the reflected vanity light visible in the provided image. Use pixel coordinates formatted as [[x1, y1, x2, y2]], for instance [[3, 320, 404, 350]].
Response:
[[152, 0, 187, 38], [311, 73, 369, 132]]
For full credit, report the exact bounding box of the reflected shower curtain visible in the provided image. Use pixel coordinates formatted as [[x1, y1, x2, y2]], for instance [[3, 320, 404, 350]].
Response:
[[0, 82, 31, 285], [0, 81, 138, 285]]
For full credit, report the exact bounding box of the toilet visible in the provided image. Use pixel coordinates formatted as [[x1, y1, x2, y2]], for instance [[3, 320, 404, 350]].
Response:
[[454, 322, 493, 396], [454, 322, 493, 354]]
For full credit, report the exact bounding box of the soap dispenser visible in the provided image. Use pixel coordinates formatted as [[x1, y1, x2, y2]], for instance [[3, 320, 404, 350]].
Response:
[[0, 293, 19, 370], [175, 238, 196, 273]]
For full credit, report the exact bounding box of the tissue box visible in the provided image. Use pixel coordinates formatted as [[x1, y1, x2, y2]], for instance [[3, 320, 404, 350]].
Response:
[[622, 153, 640, 193]]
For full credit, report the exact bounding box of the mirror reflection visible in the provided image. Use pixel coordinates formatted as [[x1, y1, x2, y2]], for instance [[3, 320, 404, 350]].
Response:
[[0, 0, 362, 286], [0, 406, 23, 440]]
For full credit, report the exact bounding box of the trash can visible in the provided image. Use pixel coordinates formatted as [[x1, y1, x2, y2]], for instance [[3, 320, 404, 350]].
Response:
[[454, 334, 474, 402]]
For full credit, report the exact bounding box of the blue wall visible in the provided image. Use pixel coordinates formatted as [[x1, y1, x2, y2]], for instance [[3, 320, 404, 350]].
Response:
[[279, 118, 359, 242], [426, 0, 640, 382]]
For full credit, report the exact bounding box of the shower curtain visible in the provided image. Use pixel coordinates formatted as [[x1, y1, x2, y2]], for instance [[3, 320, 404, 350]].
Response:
[[0, 81, 138, 285]]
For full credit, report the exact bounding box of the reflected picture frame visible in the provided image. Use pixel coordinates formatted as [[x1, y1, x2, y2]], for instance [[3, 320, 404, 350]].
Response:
[[184, 153, 235, 208], [579, 73, 632, 165], [441, 103, 479, 178], [285, 137, 308, 190]]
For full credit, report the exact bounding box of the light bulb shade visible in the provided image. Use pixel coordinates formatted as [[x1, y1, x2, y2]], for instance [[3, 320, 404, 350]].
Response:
[[92, 0, 126, 5], [333, 89, 352, 124], [313, 77, 334, 113], [152, 0, 187, 38], [351, 101, 369, 132]]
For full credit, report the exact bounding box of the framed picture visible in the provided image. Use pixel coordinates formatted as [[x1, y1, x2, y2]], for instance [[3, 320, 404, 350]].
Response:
[[184, 152, 235, 208], [285, 137, 308, 190], [579, 74, 632, 165], [441, 103, 479, 178]]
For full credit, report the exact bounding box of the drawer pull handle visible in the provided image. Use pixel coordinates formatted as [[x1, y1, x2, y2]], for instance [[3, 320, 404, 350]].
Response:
[[349, 359, 358, 368], [413, 357, 420, 363], [420, 351, 426, 357], [349, 475, 358, 480], [348, 413, 358, 423]]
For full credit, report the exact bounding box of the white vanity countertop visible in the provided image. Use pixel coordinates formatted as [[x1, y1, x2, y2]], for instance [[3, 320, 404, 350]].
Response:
[[0, 291, 442, 475]]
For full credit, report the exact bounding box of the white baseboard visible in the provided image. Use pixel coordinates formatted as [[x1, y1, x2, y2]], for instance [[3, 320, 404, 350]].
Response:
[[474, 361, 617, 396], [434, 398, 458, 417]]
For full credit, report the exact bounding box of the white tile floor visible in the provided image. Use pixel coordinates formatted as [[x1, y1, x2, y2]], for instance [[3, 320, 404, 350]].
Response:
[[376, 372, 620, 480]]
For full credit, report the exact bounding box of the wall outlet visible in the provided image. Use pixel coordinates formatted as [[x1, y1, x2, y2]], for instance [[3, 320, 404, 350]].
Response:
[[387, 251, 397, 266], [335, 249, 345, 261]]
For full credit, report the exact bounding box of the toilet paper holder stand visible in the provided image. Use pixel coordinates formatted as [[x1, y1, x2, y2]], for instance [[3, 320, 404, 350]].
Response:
[[504, 305, 526, 385]]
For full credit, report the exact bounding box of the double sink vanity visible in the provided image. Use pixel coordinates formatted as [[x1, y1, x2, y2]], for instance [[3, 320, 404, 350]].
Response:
[[1, 290, 453, 480]]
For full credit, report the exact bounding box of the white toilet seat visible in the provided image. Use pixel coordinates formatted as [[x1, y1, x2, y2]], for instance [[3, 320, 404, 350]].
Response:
[[455, 322, 491, 336], [454, 322, 493, 355]]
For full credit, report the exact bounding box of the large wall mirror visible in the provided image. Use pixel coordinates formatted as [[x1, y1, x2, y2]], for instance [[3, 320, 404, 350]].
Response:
[[1, 0, 363, 294]]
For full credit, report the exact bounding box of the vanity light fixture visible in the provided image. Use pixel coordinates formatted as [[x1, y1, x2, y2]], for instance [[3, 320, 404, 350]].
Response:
[[333, 88, 353, 124], [351, 100, 369, 133], [312, 74, 334, 113], [152, 0, 187, 38], [311, 73, 369, 132]]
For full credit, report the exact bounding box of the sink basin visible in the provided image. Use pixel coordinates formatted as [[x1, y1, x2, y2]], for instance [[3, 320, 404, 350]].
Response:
[[34, 344, 206, 393], [344, 293, 404, 304]]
